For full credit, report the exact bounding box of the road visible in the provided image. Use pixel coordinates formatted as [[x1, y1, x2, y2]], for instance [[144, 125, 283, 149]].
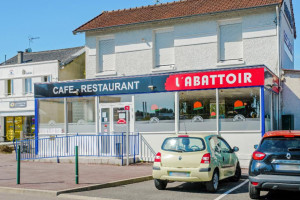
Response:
[[70, 177, 300, 200]]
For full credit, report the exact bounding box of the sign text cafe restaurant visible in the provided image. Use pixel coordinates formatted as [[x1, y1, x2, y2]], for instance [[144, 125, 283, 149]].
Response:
[[34, 65, 279, 165]]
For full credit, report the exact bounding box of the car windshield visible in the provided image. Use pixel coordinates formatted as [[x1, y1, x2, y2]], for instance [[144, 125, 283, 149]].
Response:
[[260, 137, 300, 152], [162, 137, 205, 152]]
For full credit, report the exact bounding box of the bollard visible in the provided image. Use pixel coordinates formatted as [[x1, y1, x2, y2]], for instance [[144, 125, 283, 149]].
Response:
[[75, 146, 79, 184], [17, 145, 20, 184]]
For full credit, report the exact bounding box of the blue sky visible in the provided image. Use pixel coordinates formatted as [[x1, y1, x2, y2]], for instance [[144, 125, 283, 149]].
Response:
[[1, 0, 299, 69]]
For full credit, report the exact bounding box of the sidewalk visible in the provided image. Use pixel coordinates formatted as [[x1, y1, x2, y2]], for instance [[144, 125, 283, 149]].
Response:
[[0, 154, 152, 192]]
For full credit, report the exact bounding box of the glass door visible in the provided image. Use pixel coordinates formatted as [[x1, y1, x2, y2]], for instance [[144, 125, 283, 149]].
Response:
[[99, 103, 133, 155]]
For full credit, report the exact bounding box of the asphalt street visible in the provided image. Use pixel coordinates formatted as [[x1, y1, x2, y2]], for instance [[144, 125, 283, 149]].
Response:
[[71, 177, 300, 200]]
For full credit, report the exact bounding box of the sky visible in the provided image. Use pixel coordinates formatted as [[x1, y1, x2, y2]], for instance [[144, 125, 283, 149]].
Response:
[[0, 0, 299, 69]]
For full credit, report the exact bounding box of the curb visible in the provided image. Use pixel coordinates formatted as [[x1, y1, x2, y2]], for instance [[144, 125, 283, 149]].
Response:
[[58, 193, 119, 200], [57, 175, 153, 195], [0, 175, 153, 197], [0, 186, 57, 197]]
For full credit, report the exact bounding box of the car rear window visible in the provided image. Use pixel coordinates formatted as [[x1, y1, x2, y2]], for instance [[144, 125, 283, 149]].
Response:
[[162, 137, 206, 152], [260, 137, 300, 152]]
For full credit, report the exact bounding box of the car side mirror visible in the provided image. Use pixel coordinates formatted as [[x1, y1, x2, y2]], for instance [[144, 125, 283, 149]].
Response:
[[254, 144, 258, 150], [232, 146, 239, 152]]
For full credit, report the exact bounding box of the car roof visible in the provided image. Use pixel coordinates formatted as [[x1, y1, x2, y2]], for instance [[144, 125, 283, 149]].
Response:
[[167, 133, 218, 139], [263, 130, 300, 138]]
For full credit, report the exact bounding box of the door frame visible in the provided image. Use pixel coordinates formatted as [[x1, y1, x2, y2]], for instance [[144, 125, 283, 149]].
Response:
[[99, 102, 133, 135]]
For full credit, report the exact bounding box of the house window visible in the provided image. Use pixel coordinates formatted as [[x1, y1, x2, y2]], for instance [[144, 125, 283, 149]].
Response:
[[24, 78, 32, 94], [43, 76, 51, 82], [219, 22, 243, 61], [7, 79, 14, 96], [154, 29, 174, 68], [98, 38, 115, 73]]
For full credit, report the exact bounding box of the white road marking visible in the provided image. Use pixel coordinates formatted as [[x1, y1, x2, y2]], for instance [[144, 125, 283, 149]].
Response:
[[214, 179, 249, 200]]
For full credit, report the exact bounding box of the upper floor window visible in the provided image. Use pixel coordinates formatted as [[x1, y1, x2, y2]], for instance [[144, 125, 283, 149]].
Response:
[[98, 38, 115, 73], [154, 29, 174, 69], [219, 21, 243, 62], [24, 78, 32, 95], [43, 76, 51, 83], [7, 79, 14, 96]]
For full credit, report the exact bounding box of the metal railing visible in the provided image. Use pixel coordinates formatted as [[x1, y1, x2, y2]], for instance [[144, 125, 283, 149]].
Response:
[[14, 133, 139, 165], [140, 135, 156, 162]]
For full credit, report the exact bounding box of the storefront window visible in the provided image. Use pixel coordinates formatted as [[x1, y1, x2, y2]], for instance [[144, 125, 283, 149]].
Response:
[[264, 89, 272, 132], [67, 97, 95, 134], [179, 90, 216, 132], [135, 92, 175, 132], [219, 87, 260, 131], [39, 99, 65, 135]]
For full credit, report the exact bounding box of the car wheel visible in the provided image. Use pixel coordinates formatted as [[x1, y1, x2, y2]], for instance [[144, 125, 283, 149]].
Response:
[[231, 162, 241, 182], [249, 182, 260, 199], [206, 170, 219, 193], [154, 179, 167, 190]]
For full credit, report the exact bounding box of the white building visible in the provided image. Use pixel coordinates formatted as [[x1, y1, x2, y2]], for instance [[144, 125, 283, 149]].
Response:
[[0, 47, 85, 142], [33, 0, 296, 167]]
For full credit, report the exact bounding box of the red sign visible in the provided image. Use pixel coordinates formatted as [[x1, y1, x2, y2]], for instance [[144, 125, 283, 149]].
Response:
[[165, 68, 265, 91], [125, 106, 130, 110], [117, 119, 126, 124]]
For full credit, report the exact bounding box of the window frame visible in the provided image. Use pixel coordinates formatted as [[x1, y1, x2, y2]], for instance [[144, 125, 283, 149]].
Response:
[[217, 18, 243, 64], [96, 35, 116, 76], [153, 27, 175, 72], [24, 77, 33, 95]]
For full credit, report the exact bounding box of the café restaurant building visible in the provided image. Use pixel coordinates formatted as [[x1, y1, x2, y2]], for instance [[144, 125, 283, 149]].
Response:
[[34, 65, 279, 166]]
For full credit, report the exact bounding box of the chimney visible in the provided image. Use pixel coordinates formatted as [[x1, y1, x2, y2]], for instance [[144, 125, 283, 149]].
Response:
[[17, 51, 24, 64]]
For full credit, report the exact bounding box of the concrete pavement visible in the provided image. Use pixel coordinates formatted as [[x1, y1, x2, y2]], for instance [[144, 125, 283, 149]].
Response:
[[0, 154, 152, 193]]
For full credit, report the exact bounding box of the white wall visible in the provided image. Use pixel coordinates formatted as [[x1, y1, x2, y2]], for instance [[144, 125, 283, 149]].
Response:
[[0, 60, 59, 124], [282, 71, 300, 129], [85, 8, 278, 79]]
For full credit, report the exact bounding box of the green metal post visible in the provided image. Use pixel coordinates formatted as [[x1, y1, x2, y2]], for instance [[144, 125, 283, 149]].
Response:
[[75, 146, 79, 184], [17, 145, 20, 184]]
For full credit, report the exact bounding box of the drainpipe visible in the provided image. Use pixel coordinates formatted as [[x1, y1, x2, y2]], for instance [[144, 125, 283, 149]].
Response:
[[276, 5, 282, 130]]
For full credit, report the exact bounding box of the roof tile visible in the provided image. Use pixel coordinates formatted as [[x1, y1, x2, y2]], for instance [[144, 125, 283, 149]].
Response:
[[74, 0, 283, 33]]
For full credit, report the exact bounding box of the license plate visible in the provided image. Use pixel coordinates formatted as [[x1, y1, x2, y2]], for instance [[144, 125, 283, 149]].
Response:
[[169, 172, 190, 177], [275, 164, 300, 171]]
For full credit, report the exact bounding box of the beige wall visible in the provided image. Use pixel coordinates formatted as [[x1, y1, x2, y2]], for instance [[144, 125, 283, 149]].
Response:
[[59, 53, 85, 81]]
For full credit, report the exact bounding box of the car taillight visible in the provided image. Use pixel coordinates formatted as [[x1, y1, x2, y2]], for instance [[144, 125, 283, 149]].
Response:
[[251, 182, 259, 186], [201, 153, 211, 164], [252, 151, 266, 160], [154, 152, 161, 163]]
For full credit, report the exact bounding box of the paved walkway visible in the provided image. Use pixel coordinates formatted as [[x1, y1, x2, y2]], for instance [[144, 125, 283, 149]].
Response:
[[0, 153, 152, 191]]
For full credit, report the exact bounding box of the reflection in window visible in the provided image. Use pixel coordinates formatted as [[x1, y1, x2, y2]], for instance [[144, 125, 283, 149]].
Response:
[[67, 97, 95, 134], [219, 87, 260, 131], [264, 89, 272, 132], [135, 93, 175, 132], [179, 90, 216, 132], [39, 99, 65, 134]]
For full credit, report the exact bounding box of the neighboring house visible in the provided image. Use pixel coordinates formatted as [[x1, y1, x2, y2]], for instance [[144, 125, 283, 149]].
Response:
[[33, 0, 296, 167], [0, 46, 85, 142], [282, 69, 300, 130]]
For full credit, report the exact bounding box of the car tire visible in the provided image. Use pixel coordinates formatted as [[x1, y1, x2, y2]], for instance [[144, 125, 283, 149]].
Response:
[[154, 179, 167, 190], [231, 162, 241, 182], [206, 170, 219, 193], [249, 182, 260, 199]]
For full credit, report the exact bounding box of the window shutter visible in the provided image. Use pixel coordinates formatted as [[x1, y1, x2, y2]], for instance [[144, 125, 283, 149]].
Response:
[[155, 31, 174, 67], [99, 39, 115, 72], [220, 23, 242, 61]]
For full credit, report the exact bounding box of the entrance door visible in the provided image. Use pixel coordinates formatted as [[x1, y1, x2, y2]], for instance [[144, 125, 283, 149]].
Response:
[[99, 103, 133, 155]]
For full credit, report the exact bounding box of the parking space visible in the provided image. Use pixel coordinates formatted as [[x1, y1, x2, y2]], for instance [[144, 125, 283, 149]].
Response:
[[72, 177, 247, 200], [71, 176, 300, 200]]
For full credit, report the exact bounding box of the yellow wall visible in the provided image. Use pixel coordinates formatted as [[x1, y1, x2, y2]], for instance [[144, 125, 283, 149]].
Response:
[[58, 53, 85, 81]]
